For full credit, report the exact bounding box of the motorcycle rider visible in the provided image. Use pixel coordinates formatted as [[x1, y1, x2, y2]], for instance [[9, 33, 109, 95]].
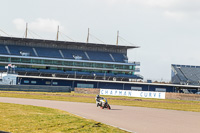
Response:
[[96, 95, 103, 107], [95, 95, 111, 109], [96, 95, 103, 102]]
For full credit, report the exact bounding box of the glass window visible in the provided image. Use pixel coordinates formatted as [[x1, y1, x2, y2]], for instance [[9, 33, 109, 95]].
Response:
[[21, 58, 31, 63], [32, 59, 42, 64], [83, 62, 92, 67], [74, 62, 83, 67], [0, 57, 9, 62], [50, 67, 58, 70], [31, 81, 36, 84], [52, 60, 62, 65], [53, 82, 58, 85], [64, 61, 73, 66], [131, 87, 142, 91], [155, 88, 166, 92], [43, 60, 53, 65], [123, 65, 129, 70], [115, 65, 123, 69], [92, 63, 96, 67], [45, 81, 51, 84], [129, 65, 133, 70], [95, 63, 103, 68], [105, 64, 113, 68], [77, 83, 94, 88], [24, 80, 29, 84], [11, 58, 20, 63]]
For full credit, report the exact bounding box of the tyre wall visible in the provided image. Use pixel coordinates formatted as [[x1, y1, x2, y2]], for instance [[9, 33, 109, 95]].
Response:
[[74, 88, 100, 94]]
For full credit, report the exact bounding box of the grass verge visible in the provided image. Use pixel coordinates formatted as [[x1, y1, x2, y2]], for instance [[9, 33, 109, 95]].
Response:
[[0, 102, 127, 133], [0, 91, 200, 112]]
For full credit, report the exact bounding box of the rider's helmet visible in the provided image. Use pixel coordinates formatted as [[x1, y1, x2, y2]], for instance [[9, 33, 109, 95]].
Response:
[[96, 95, 100, 98]]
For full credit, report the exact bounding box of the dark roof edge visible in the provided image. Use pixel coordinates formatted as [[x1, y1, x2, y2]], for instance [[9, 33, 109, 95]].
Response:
[[0, 36, 139, 49]]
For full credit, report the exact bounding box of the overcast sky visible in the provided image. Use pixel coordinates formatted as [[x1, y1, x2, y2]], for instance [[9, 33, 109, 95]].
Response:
[[1, 0, 200, 81]]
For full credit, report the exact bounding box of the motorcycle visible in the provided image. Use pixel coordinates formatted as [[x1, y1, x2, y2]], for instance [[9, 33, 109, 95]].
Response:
[[96, 97, 111, 109]]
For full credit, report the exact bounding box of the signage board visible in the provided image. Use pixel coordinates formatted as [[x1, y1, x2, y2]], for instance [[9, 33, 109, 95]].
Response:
[[100, 89, 166, 99]]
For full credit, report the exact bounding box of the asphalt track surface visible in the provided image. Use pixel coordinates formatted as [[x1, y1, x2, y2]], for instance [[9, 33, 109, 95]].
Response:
[[0, 97, 200, 133]]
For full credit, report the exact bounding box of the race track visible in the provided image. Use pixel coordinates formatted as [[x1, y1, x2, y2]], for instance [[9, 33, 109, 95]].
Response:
[[0, 97, 200, 133]]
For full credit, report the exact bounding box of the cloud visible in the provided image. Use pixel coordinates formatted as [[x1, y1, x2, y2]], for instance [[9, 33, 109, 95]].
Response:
[[105, 0, 180, 8], [13, 18, 63, 33], [105, 0, 200, 21], [136, 0, 179, 8], [164, 11, 187, 20], [13, 18, 26, 31]]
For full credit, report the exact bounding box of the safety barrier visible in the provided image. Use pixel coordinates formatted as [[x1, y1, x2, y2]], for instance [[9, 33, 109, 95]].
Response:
[[0, 85, 71, 92]]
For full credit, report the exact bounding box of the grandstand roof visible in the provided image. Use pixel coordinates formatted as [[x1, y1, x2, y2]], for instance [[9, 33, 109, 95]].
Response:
[[0, 36, 139, 49]]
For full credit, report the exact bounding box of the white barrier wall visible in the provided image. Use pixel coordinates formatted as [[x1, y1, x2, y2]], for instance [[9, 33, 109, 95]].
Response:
[[100, 89, 166, 99]]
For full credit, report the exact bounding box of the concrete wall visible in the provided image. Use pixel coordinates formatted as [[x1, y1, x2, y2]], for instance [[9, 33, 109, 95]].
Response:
[[74, 88, 100, 94], [0, 85, 71, 92]]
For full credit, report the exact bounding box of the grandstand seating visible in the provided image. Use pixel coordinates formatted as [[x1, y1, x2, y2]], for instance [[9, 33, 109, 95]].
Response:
[[65, 71, 75, 75], [0, 44, 129, 63], [172, 64, 200, 85], [35, 47, 62, 58], [172, 66, 187, 81], [116, 73, 141, 78], [181, 67, 199, 81], [111, 53, 126, 62], [0, 66, 6, 71], [61, 49, 88, 60], [7, 45, 36, 56], [39, 69, 64, 74], [17, 68, 38, 73], [76, 71, 91, 76], [86, 51, 113, 62], [0, 45, 8, 55]]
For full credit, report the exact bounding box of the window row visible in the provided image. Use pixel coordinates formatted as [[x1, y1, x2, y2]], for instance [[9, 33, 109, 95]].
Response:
[[0, 57, 135, 71], [23, 80, 58, 85], [131, 87, 166, 92]]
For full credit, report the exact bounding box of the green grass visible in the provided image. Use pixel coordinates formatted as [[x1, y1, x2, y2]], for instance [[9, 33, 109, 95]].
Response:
[[0, 91, 200, 112], [0, 102, 127, 133]]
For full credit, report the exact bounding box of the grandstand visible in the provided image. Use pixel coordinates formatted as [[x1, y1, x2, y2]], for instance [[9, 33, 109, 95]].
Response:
[[1, 36, 200, 92], [0, 36, 142, 87], [171, 64, 200, 86]]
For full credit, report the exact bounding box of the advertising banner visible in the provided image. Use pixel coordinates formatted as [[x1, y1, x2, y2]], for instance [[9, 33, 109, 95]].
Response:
[[100, 89, 166, 99]]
